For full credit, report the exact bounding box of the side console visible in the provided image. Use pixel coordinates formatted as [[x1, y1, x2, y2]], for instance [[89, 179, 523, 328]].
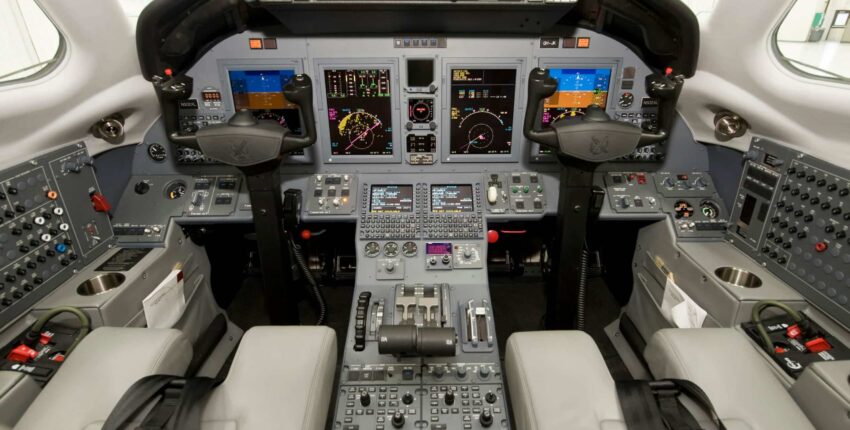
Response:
[[728, 138, 850, 329], [0, 143, 113, 327]]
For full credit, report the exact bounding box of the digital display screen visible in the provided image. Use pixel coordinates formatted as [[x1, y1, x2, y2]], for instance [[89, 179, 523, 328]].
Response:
[[407, 59, 435, 87], [425, 243, 452, 255], [542, 68, 612, 126], [324, 68, 394, 156], [229, 69, 301, 131], [431, 184, 474, 213], [449, 68, 516, 155], [370, 185, 413, 213]]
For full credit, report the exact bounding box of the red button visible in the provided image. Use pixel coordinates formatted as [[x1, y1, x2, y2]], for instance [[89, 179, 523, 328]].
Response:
[[300, 229, 311, 240], [815, 242, 828, 253], [637, 174, 647, 185], [786, 324, 802, 339], [90, 192, 112, 213], [805, 337, 831, 353], [8, 344, 37, 363], [487, 230, 499, 244], [39, 331, 53, 345]]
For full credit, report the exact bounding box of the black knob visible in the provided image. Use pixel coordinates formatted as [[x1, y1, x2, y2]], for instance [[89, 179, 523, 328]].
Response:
[[134, 181, 150, 195], [402, 392, 414, 405], [60, 259, 70, 266], [359, 391, 371, 407], [22, 223, 32, 230], [64, 238, 73, 245], [26, 262, 36, 269], [480, 410, 494, 427], [392, 411, 405, 428], [485, 392, 497, 404], [7, 187, 17, 195], [33, 277, 43, 285], [12, 291, 23, 299], [15, 205, 25, 213], [42, 212, 52, 220], [22, 284, 32, 292], [11, 228, 22, 236], [4, 210, 14, 218], [18, 245, 29, 253], [5, 275, 15, 282], [36, 255, 46, 263], [48, 228, 58, 235], [69, 253, 78, 261], [15, 268, 26, 276], [444, 391, 455, 406], [1, 298, 12, 306], [29, 239, 39, 247]]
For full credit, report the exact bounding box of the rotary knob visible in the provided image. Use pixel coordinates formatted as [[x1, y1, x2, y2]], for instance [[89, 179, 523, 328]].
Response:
[[432, 365, 445, 378], [479, 366, 491, 378], [485, 392, 497, 404], [402, 392, 414, 405], [445, 391, 455, 406], [392, 411, 405, 428], [359, 391, 371, 407], [480, 410, 494, 427]]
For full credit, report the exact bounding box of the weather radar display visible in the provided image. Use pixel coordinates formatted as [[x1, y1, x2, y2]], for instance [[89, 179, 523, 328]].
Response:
[[449, 68, 516, 155], [324, 68, 394, 156]]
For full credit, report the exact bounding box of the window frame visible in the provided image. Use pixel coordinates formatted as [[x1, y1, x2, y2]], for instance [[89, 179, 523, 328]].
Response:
[[772, 2, 850, 85], [0, 1, 67, 87], [832, 10, 849, 28]]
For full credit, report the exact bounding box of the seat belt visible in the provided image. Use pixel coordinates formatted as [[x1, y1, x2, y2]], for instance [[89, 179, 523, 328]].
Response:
[[616, 379, 727, 430], [103, 376, 222, 430]]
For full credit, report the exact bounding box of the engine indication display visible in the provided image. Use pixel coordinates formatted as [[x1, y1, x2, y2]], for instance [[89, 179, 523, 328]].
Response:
[[449, 68, 516, 155], [229, 69, 301, 131], [325, 69, 394, 156], [542, 68, 612, 125], [370, 185, 413, 213], [431, 184, 474, 213]]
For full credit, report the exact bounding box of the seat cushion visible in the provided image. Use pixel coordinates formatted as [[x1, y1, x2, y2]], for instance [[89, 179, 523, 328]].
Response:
[[201, 326, 337, 430], [645, 328, 815, 430], [505, 331, 625, 430], [14, 327, 192, 430]]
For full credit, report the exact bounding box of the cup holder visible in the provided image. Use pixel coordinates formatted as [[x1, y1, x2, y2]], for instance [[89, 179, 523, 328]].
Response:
[[77, 273, 126, 296], [714, 267, 762, 288]]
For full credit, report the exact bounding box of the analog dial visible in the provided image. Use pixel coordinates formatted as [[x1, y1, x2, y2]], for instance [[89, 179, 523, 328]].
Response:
[[618, 92, 634, 108], [165, 181, 187, 200], [402, 241, 418, 257], [364, 242, 380, 258], [148, 143, 167, 162], [383, 242, 399, 257], [674, 200, 694, 219]]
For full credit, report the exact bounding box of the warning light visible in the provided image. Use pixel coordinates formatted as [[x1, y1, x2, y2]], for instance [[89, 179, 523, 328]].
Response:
[[300, 230, 312, 240], [665, 67, 673, 76], [46, 190, 58, 200], [576, 37, 590, 48], [562, 37, 577, 48], [164, 68, 173, 77], [249, 38, 263, 50]]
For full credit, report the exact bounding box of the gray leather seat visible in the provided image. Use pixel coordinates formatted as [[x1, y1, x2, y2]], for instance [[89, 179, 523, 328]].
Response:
[[199, 325, 337, 430], [14, 327, 192, 430], [645, 328, 815, 430], [505, 331, 626, 430]]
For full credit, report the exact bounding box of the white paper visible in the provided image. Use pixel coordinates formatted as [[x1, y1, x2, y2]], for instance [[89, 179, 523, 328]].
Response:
[[660, 277, 707, 329], [143, 270, 186, 329]]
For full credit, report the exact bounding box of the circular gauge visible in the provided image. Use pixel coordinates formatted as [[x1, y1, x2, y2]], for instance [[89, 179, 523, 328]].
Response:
[[455, 110, 510, 154], [551, 108, 586, 123], [402, 241, 418, 257], [254, 110, 287, 127], [673, 200, 694, 219], [164, 181, 187, 200], [410, 99, 433, 123], [618, 92, 635, 109], [339, 112, 383, 152], [700, 201, 720, 219], [364, 242, 380, 258], [147, 143, 167, 162], [383, 242, 399, 258]]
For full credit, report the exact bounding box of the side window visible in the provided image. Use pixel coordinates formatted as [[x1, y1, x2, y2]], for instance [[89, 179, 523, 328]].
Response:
[[0, 0, 63, 84], [775, 1, 850, 82]]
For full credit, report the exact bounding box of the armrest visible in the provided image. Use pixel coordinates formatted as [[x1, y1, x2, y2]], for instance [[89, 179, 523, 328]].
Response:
[[0, 371, 39, 430], [790, 360, 850, 430]]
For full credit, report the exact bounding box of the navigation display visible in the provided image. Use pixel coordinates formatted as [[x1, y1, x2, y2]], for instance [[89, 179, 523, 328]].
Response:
[[542, 68, 612, 125], [449, 68, 516, 155], [431, 185, 474, 213], [229, 69, 301, 131], [324, 69, 394, 156], [370, 185, 413, 213]]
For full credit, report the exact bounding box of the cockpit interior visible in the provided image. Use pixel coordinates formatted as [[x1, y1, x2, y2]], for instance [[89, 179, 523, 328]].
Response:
[[1, 0, 849, 429]]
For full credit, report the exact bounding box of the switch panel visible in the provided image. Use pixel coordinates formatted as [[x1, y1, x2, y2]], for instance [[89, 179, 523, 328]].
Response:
[[605, 172, 659, 213], [484, 172, 545, 214], [307, 174, 357, 215], [187, 176, 241, 216]]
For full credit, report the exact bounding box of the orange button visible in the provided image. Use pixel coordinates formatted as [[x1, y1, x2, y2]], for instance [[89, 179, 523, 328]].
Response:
[[577, 37, 590, 48], [249, 38, 263, 50], [46, 190, 58, 200]]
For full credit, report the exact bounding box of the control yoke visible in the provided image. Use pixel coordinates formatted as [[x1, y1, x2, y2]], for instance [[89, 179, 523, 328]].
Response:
[[157, 73, 319, 325], [522, 67, 666, 163]]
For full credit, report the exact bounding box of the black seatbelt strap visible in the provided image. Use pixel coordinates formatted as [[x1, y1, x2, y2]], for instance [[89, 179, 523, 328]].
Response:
[[103, 376, 223, 430], [103, 375, 179, 430], [615, 380, 667, 430], [665, 379, 727, 430]]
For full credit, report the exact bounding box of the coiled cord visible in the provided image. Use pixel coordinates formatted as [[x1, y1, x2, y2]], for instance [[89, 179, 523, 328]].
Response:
[[576, 246, 589, 331], [289, 235, 327, 325], [751, 300, 805, 354], [25, 306, 91, 355]]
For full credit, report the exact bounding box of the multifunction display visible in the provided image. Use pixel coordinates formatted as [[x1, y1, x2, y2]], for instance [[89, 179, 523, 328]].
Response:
[[449, 68, 516, 155], [542, 68, 612, 125], [228, 69, 300, 130], [370, 185, 413, 213], [431, 184, 475, 212], [324, 68, 394, 156]]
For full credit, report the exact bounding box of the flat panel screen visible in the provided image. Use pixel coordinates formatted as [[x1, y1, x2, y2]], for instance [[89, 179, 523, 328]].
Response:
[[449, 68, 516, 155], [407, 59, 434, 87], [324, 68, 394, 156], [542, 68, 612, 125], [370, 185, 413, 213], [431, 184, 474, 213], [228, 69, 301, 131]]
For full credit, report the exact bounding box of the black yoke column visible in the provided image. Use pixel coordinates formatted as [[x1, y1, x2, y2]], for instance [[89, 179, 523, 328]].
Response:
[[546, 157, 596, 329], [241, 160, 299, 325]]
